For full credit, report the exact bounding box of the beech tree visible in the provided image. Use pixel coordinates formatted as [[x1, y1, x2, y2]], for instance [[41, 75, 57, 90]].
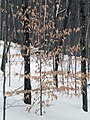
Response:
[[0, 1, 90, 117]]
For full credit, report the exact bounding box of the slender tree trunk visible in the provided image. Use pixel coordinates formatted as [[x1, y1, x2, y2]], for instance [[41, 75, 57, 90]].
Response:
[[80, 0, 88, 112], [3, 28, 7, 120], [1, 0, 9, 120], [53, 0, 59, 87], [75, 54, 77, 94], [38, 0, 43, 115], [22, 0, 31, 104], [40, 52, 42, 115], [8, 48, 11, 87], [3, 66, 6, 120], [54, 52, 59, 87]]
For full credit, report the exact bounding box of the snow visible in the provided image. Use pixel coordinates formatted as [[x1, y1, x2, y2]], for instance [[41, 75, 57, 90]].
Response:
[[0, 41, 90, 120], [4, 95, 90, 120]]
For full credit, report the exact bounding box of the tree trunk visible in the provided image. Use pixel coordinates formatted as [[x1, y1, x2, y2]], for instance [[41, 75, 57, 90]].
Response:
[[40, 52, 42, 115], [80, 0, 88, 112], [53, 0, 59, 87], [1, 1, 9, 120], [22, 0, 31, 104], [54, 52, 59, 87], [24, 56, 31, 104]]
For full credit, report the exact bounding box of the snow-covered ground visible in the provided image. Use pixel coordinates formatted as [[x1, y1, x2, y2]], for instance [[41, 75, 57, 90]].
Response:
[[0, 41, 90, 120]]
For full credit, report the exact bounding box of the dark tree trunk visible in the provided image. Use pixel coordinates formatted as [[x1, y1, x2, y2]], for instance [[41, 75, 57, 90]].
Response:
[[24, 56, 31, 104], [1, 1, 9, 120], [54, 53, 59, 87], [22, 0, 31, 104], [53, 0, 59, 87], [80, 0, 88, 112], [40, 52, 42, 116]]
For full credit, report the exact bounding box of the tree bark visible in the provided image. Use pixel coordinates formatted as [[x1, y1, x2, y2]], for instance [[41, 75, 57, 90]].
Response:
[[22, 0, 31, 104], [80, 0, 88, 112], [40, 52, 42, 115], [2, 1, 9, 120], [53, 0, 59, 87]]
